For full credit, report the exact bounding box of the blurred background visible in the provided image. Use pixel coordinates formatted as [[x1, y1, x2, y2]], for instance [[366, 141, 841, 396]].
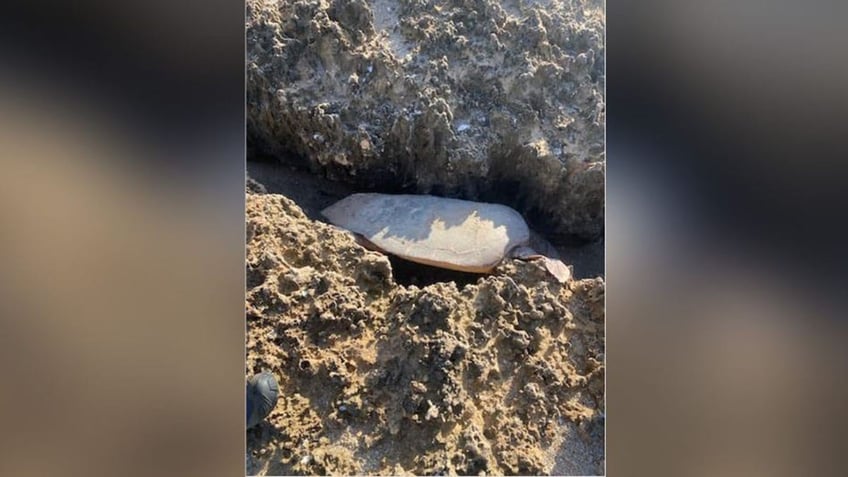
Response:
[[0, 2, 245, 476], [607, 1, 848, 475], [0, 0, 846, 476]]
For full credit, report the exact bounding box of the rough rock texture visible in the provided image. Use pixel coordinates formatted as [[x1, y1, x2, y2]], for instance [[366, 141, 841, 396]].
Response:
[[246, 189, 605, 475], [246, 0, 605, 240]]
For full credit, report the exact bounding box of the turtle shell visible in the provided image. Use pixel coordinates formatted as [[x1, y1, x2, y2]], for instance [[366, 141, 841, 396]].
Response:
[[321, 193, 530, 273]]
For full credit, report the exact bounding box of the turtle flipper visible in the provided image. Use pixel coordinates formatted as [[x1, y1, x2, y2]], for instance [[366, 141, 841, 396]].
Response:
[[247, 371, 279, 429], [540, 257, 571, 283], [511, 246, 572, 283]]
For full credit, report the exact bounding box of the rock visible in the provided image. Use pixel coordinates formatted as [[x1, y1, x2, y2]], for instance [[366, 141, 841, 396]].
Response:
[[245, 191, 604, 475], [246, 0, 605, 240]]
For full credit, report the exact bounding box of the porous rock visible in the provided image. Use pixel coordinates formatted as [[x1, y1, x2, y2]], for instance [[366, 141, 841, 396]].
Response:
[[246, 188, 604, 475], [246, 0, 605, 240]]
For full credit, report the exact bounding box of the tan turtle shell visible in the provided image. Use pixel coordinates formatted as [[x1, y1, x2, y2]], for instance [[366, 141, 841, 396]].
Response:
[[321, 193, 530, 273]]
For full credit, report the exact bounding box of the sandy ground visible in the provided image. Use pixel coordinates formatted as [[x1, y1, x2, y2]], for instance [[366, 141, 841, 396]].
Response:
[[246, 164, 604, 475]]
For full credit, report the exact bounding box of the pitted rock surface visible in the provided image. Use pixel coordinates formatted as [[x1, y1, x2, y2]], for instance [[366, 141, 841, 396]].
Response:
[[246, 189, 604, 475], [247, 0, 605, 240]]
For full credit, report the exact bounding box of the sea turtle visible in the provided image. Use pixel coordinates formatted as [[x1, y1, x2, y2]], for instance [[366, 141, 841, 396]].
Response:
[[321, 193, 571, 283]]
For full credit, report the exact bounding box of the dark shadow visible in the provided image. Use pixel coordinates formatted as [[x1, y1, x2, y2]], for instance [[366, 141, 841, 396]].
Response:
[[387, 255, 481, 288], [247, 157, 356, 221], [556, 240, 605, 279]]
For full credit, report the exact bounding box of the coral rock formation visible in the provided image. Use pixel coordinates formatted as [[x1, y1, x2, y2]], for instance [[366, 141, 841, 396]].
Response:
[[246, 189, 604, 475], [246, 0, 605, 240]]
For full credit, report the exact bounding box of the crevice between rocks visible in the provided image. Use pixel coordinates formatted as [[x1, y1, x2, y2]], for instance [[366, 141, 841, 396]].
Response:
[[247, 155, 604, 282]]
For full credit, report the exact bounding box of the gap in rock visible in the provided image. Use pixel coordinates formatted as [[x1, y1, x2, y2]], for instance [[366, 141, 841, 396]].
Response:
[[248, 156, 603, 281], [386, 255, 481, 288]]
